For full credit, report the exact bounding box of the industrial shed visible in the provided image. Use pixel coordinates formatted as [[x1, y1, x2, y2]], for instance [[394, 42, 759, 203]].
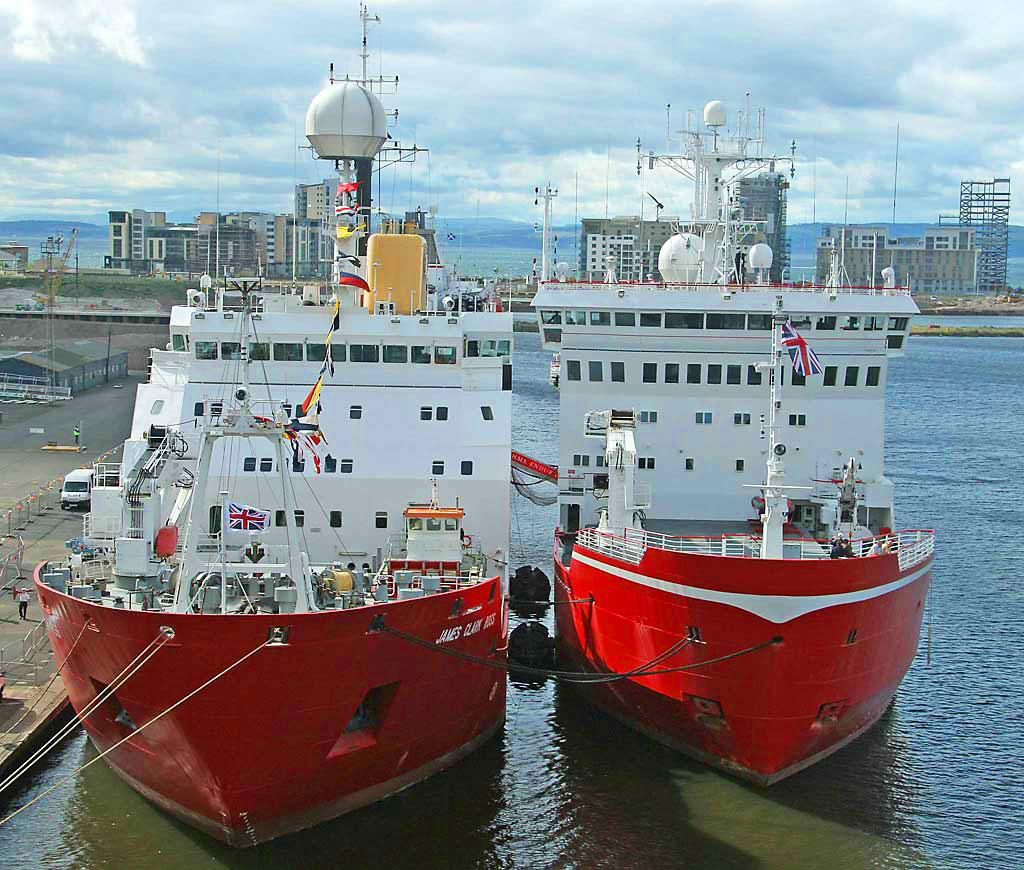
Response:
[[0, 340, 131, 394]]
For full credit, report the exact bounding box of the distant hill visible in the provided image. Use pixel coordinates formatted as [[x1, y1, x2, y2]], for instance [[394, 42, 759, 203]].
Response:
[[0, 220, 107, 240]]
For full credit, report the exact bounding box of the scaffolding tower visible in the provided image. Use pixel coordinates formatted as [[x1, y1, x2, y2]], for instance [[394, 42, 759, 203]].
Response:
[[959, 178, 1010, 293]]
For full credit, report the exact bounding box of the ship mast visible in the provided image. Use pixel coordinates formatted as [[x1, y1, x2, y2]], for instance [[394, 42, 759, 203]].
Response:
[[535, 183, 558, 282]]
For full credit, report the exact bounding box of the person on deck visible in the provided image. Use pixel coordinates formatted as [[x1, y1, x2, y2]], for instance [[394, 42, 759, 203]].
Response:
[[829, 538, 845, 559], [15, 585, 31, 620]]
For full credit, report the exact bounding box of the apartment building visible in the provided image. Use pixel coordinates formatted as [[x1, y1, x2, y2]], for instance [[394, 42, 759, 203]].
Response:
[[815, 225, 977, 293]]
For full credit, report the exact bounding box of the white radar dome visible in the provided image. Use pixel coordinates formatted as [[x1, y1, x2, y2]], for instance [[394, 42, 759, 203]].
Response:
[[704, 100, 727, 127], [305, 79, 387, 160], [748, 243, 774, 270], [881, 266, 896, 288], [658, 233, 702, 282], [554, 261, 571, 279]]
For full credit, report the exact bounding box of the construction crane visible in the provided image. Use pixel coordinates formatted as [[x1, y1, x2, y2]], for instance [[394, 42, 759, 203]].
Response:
[[38, 229, 77, 398]]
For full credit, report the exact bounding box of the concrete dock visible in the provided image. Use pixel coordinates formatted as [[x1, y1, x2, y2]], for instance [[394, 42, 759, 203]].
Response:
[[0, 377, 140, 783]]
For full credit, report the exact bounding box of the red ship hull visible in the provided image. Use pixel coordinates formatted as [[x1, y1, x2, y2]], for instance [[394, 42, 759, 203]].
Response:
[[35, 566, 507, 846], [553, 533, 932, 784]]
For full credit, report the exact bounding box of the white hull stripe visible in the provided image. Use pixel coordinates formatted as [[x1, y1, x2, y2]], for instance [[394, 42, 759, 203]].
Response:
[[570, 551, 931, 624]]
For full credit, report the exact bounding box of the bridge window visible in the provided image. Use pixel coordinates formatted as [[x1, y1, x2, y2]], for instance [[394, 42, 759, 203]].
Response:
[[294, 510, 304, 528], [432, 460, 444, 475], [707, 364, 722, 384], [350, 405, 362, 419], [841, 316, 862, 331], [845, 366, 860, 386], [706, 313, 745, 330], [747, 365, 762, 385], [747, 314, 772, 330], [323, 456, 336, 473], [727, 365, 742, 385], [614, 311, 635, 326], [340, 459, 353, 473], [436, 406, 449, 421], [735, 459, 745, 472], [564, 310, 586, 325], [461, 461, 473, 476], [687, 364, 701, 384], [221, 342, 241, 360], [640, 312, 662, 328], [865, 316, 886, 331], [566, 360, 581, 381], [643, 363, 657, 383], [638, 457, 655, 469], [696, 411, 712, 424], [590, 311, 610, 326], [541, 310, 562, 324], [434, 346, 457, 365], [685, 458, 695, 471], [420, 406, 432, 420], [823, 366, 838, 386], [375, 512, 388, 529], [306, 343, 327, 362], [273, 343, 303, 361], [816, 316, 837, 331], [866, 366, 881, 386], [249, 342, 270, 360], [260, 458, 273, 472], [193, 402, 204, 417], [665, 363, 679, 383], [330, 511, 343, 528], [790, 315, 812, 330], [791, 370, 806, 386], [383, 345, 407, 363], [886, 335, 904, 349], [195, 341, 218, 360], [611, 361, 625, 382], [888, 317, 909, 330], [411, 345, 431, 364], [639, 411, 658, 423], [243, 457, 256, 471], [665, 312, 703, 329], [350, 344, 380, 362], [788, 414, 807, 426], [481, 405, 494, 420], [172, 334, 186, 351], [589, 361, 603, 382], [734, 413, 751, 425]]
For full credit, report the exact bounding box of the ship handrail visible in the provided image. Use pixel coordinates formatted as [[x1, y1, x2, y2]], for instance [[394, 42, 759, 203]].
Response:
[[537, 279, 913, 297], [576, 527, 935, 568]]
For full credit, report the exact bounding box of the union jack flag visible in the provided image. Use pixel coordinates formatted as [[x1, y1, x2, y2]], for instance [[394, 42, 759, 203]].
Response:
[[228, 502, 270, 532], [781, 320, 824, 376]]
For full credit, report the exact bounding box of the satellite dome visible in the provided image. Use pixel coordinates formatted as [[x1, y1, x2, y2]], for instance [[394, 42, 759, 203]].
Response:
[[305, 79, 387, 160], [554, 261, 571, 279], [704, 100, 727, 127], [748, 243, 773, 270], [881, 265, 896, 288], [658, 233, 702, 282]]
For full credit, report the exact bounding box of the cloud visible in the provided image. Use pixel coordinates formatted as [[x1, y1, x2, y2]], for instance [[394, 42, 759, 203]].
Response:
[[1, 0, 148, 66], [1, 0, 1023, 225]]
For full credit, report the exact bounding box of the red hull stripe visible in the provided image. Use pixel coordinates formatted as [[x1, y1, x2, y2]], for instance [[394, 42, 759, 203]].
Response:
[[571, 549, 932, 624]]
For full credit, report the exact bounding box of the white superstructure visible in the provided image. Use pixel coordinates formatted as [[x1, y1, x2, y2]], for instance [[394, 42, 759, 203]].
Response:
[[534, 100, 918, 546], [86, 7, 512, 578]]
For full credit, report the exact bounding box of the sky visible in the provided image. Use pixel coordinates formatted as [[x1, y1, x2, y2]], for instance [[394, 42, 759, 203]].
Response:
[[1, 0, 1023, 227]]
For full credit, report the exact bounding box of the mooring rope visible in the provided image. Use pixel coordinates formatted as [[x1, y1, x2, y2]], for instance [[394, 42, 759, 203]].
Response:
[[0, 618, 94, 744], [0, 636, 271, 828], [378, 622, 782, 684], [510, 596, 594, 607], [0, 626, 173, 798]]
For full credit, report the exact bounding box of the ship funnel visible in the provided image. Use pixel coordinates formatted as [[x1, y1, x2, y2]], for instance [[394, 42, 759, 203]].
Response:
[[305, 79, 387, 160]]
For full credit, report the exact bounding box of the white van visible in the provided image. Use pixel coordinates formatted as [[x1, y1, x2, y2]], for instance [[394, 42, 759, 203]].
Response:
[[61, 469, 94, 510]]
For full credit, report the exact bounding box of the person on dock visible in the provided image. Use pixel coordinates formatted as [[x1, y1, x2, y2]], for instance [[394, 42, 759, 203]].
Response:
[[14, 584, 31, 620], [73, 425, 80, 446]]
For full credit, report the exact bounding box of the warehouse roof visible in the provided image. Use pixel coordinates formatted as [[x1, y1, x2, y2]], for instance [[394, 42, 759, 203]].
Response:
[[0, 340, 131, 373]]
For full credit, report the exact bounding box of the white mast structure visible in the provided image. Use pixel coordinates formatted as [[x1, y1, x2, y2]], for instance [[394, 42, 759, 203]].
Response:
[[173, 282, 313, 614], [646, 100, 794, 287], [645, 100, 806, 558], [535, 183, 558, 283]]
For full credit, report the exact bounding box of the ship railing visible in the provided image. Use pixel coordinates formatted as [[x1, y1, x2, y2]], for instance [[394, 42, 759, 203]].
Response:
[[80, 557, 113, 582], [538, 279, 913, 297], [578, 527, 936, 567], [83, 514, 120, 541], [383, 572, 487, 597], [93, 463, 121, 488]]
